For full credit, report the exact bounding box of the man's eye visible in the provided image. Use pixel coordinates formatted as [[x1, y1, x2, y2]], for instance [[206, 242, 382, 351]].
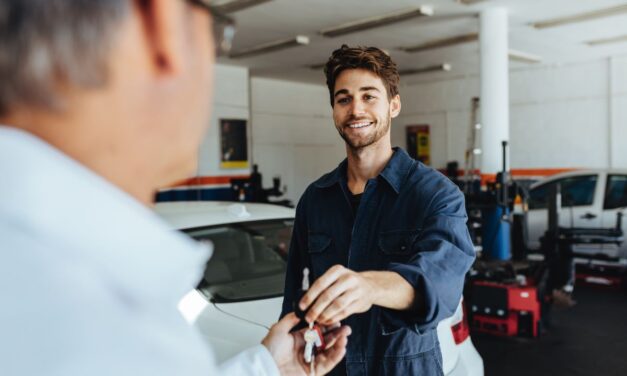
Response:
[[337, 97, 350, 104], [364, 95, 376, 101]]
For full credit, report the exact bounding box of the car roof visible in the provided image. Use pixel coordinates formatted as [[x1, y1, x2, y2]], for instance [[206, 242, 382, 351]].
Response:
[[155, 201, 295, 230], [530, 169, 627, 189]]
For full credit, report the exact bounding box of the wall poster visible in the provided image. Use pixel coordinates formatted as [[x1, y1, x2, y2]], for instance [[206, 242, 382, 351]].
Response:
[[220, 119, 248, 169], [406, 124, 430, 165]]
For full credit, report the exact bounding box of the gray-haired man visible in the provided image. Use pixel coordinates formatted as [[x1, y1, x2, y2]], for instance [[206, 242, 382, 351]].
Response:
[[0, 1, 349, 375]]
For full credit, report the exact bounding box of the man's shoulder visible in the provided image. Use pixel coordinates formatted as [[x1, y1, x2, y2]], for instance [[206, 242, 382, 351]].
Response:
[[404, 161, 462, 198], [303, 164, 343, 194], [294, 165, 343, 214]]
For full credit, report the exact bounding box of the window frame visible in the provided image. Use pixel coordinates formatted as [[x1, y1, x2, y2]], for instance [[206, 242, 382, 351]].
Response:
[[603, 174, 627, 210], [528, 174, 598, 210]]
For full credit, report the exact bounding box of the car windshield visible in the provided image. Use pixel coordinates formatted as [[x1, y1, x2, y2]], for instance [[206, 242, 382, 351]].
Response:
[[184, 219, 293, 303]]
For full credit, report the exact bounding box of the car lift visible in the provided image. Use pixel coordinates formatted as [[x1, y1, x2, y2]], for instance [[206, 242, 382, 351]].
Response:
[[464, 172, 625, 338], [459, 141, 544, 338]]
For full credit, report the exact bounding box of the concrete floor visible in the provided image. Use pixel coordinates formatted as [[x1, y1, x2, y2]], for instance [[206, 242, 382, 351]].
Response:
[[472, 285, 627, 376]]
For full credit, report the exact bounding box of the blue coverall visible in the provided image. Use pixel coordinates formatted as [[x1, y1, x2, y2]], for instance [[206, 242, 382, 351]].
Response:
[[281, 147, 476, 375]]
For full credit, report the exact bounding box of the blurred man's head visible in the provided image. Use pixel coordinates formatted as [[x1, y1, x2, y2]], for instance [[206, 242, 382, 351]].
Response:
[[0, 0, 231, 204]]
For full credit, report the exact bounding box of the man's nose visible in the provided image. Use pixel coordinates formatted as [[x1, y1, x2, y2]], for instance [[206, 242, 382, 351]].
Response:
[[350, 99, 366, 117]]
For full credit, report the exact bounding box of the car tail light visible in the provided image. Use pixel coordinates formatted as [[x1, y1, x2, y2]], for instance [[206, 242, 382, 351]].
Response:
[[451, 300, 470, 345]]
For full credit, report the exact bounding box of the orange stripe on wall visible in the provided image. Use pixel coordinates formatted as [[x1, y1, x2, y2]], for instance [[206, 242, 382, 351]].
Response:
[[509, 168, 577, 177], [169, 175, 251, 187], [480, 168, 579, 185]]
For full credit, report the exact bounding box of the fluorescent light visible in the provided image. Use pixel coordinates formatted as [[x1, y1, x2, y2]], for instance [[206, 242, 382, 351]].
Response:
[[312, 62, 452, 74], [508, 49, 542, 64], [531, 4, 627, 29], [319, 6, 434, 37], [399, 63, 451, 76], [309, 62, 325, 70], [212, 0, 273, 13], [457, 0, 488, 4], [586, 34, 627, 46], [399, 33, 478, 53], [229, 35, 309, 59]]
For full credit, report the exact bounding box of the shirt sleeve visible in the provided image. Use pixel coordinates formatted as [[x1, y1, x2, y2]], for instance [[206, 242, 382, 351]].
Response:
[[280, 196, 308, 319], [0, 237, 281, 376], [219, 345, 280, 376], [380, 180, 476, 334]]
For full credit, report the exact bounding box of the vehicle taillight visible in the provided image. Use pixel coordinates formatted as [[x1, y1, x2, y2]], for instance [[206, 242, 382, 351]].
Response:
[[451, 300, 470, 345]]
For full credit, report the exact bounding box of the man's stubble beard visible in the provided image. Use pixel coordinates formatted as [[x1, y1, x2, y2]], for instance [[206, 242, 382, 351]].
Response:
[[337, 113, 392, 152]]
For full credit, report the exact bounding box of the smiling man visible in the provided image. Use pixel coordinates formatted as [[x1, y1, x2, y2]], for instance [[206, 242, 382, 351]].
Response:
[[280, 45, 476, 375]]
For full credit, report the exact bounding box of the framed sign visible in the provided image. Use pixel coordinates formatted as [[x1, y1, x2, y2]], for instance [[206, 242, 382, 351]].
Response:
[[220, 119, 248, 169], [406, 125, 430, 165]]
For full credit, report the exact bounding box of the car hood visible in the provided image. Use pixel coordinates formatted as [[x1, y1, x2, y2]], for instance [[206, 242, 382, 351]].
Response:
[[179, 291, 283, 363]]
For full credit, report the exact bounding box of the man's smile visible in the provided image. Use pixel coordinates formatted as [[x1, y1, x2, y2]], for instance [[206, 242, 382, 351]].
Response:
[[346, 120, 373, 129]]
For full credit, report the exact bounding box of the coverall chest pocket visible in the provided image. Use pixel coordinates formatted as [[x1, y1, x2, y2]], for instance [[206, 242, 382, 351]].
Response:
[[378, 229, 421, 263], [307, 233, 336, 277]]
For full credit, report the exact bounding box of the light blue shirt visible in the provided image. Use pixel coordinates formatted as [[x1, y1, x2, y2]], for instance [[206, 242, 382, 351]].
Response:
[[0, 126, 279, 376]]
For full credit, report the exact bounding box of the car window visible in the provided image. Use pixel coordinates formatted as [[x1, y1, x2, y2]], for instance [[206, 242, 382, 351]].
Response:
[[184, 219, 293, 303], [528, 175, 597, 209], [604, 175, 627, 210], [528, 182, 551, 209]]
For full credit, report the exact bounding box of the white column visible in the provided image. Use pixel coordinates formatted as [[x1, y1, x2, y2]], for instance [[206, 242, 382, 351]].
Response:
[[608, 57, 615, 168], [479, 8, 509, 175]]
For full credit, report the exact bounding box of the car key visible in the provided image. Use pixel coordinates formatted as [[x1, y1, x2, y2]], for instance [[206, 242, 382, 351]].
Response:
[[294, 267, 310, 319]]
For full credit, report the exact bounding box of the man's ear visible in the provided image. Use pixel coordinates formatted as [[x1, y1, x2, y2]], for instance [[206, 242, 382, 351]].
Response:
[[390, 95, 401, 118], [134, 0, 185, 75]]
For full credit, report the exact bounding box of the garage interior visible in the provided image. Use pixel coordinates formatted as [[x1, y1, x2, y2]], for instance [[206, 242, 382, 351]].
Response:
[[153, 0, 627, 374]]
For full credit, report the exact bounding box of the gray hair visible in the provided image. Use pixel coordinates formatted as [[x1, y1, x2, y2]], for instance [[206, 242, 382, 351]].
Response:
[[0, 0, 129, 116]]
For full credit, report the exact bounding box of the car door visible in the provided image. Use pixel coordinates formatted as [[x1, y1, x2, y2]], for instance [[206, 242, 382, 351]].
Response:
[[526, 174, 601, 250], [601, 174, 627, 259], [560, 174, 602, 230], [527, 181, 555, 250]]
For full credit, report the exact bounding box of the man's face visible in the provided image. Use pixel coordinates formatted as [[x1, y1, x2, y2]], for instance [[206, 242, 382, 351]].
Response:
[[332, 69, 400, 151]]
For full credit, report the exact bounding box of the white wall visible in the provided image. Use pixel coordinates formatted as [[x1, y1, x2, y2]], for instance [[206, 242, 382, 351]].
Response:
[[394, 57, 627, 171], [197, 64, 250, 177], [250, 78, 345, 203], [203, 58, 627, 203]]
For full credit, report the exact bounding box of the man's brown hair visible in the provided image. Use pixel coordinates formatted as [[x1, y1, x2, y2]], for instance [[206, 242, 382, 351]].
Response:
[[324, 44, 400, 107]]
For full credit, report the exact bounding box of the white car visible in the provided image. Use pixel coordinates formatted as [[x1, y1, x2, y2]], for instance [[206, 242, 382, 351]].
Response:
[[524, 170, 627, 260], [156, 201, 483, 376]]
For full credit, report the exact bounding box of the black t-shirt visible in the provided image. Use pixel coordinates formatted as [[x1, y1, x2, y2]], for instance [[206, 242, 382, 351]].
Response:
[[350, 193, 363, 216]]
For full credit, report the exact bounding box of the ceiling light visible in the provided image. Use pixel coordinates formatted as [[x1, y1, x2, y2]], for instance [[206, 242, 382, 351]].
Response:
[[399, 33, 478, 53], [586, 34, 627, 46], [309, 62, 325, 70], [212, 0, 273, 13], [399, 63, 452, 76], [229, 35, 309, 59], [530, 4, 627, 29], [319, 6, 434, 38], [508, 49, 542, 64], [457, 0, 488, 4]]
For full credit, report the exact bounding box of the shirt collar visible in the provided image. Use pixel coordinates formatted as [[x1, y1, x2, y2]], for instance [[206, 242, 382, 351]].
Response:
[[313, 147, 415, 194], [378, 147, 415, 194], [0, 126, 210, 304]]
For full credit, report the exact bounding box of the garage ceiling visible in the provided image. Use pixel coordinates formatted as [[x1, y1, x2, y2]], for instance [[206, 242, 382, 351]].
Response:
[[217, 0, 627, 86]]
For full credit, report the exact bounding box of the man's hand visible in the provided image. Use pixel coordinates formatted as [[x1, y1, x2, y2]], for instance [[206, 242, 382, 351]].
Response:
[[262, 312, 351, 375], [298, 265, 377, 326], [299, 265, 417, 326]]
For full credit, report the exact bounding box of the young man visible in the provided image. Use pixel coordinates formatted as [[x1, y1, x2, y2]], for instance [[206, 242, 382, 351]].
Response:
[[281, 45, 476, 375], [0, 1, 350, 375]]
